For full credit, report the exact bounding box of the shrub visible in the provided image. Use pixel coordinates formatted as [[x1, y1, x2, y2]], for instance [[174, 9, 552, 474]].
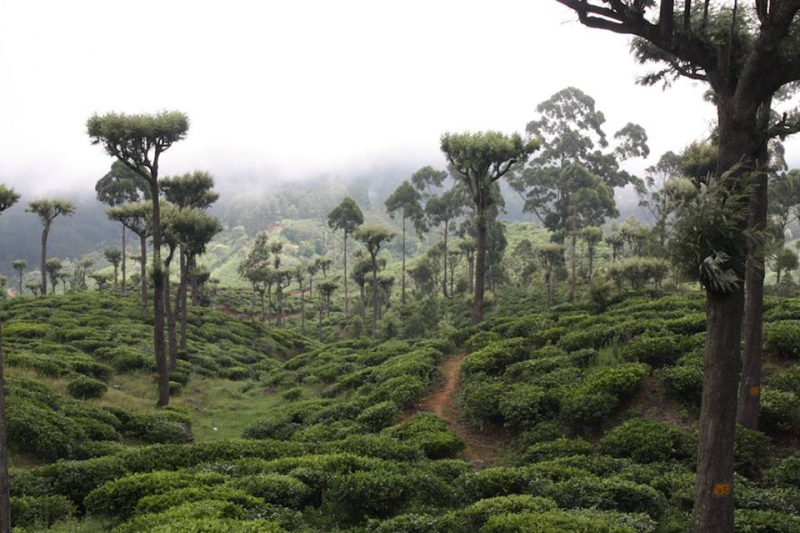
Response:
[[3, 322, 54, 339], [447, 495, 557, 533], [71, 360, 114, 382], [518, 437, 593, 464], [281, 387, 303, 401], [85, 471, 228, 520], [356, 401, 399, 432], [10, 495, 75, 529], [326, 469, 416, 523], [367, 513, 442, 533], [233, 473, 313, 509], [598, 418, 695, 463], [765, 454, 800, 489], [735, 425, 773, 479], [365, 376, 427, 409], [759, 388, 799, 433], [459, 467, 544, 502], [621, 334, 681, 368], [461, 378, 506, 430], [499, 384, 546, 429], [561, 364, 649, 427], [481, 509, 640, 533], [461, 338, 531, 377], [224, 366, 254, 380], [5, 396, 85, 461], [734, 509, 800, 533], [656, 360, 703, 407], [66, 376, 108, 399], [551, 475, 666, 518], [125, 413, 194, 444], [324, 435, 423, 462], [111, 348, 151, 372], [764, 321, 800, 359]]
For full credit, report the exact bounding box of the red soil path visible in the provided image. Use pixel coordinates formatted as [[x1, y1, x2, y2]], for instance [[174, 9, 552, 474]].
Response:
[[418, 352, 510, 467]]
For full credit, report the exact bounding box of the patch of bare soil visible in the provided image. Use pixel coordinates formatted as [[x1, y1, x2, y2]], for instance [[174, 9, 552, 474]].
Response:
[[416, 352, 511, 467]]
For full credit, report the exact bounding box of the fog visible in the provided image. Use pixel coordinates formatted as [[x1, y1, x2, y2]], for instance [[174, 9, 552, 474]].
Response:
[[2, 0, 794, 201]]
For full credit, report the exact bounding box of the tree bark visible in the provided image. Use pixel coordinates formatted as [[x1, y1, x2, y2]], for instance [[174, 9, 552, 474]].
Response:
[[165, 261, 178, 372], [693, 289, 743, 533], [401, 217, 406, 305], [738, 171, 767, 429], [442, 220, 449, 298], [150, 180, 169, 408], [139, 234, 148, 314], [179, 252, 189, 355], [568, 233, 577, 302], [121, 224, 127, 295], [473, 209, 488, 324], [0, 323, 11, 533], [372, 259, 379, 337], [40, 224, 50, 296], [343, 234, 349, 316]]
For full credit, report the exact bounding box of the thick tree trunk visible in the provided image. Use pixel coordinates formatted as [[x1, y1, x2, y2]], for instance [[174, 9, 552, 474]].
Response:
[[693, 289, 743, 533], [276, 284, 284, 328], [473, 210, 487, 324], [300, 290, 306, 335], [0, 324, 11, 533], [189, 256, 199, 305], [139, 234, 148, 314], [121, 224, 127, 295], [372, 261, 379, 337], [150, 182, 169, 408], [738, 171, 767, 429], [40, 225, 49, 296]]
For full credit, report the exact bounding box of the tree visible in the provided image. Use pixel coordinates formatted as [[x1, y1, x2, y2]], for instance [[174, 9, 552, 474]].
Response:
[[772, 246, 799, 284], [354, 224, 395, 337], [96, 160, 151, 296], [88, 110, 189, 408], [0, 185, 19, 215], [239, 233, 271, 321], [327, 197, 364, 317], [26, 199, 75, 296], [90, 271, 112, 291], [104, 247, 122, 292], [441, 130, 539, 323], [385, 180, 425, 305], [295, 264, 308, 335], [424, 188, 465, 297], [411, 165, 448, 197], [581, 226, 604, 283], [107, 203, 152, 313], [45, 258, 63, 295], [537, 243, 565, 308], [769, 169, 800, 240], [550, 3, 800, 529], [510, 87, 648, 301], [11, 260, 26, 297]]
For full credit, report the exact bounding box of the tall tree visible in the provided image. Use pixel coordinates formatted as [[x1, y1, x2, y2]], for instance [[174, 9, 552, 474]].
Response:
[[354, 224, 395, 337], [327, 197, 364, 317], [440, 130, 539, 323], [581, 226, 604, 283], [411, 165, 448, 197], [239, 233, 271, 321], [26, 199, 75, 296], [385, 180, 425, 305], [96, 160, 151, 295], [88, 110, 189, 407], [424, 188, 465, 297], [510, 87, 648, 301], [11, 260, 26, 297], [107, 203, 152, 312], [551, 3, 800, 529]]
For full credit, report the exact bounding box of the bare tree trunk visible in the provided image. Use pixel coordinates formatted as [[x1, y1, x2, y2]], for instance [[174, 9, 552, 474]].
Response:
[[568, 233, 577, 302], [442, 220, 449, 298], [738, 171, 767, 429], [139, 234, 148, 314], [150, 181, 169, 408], [401, 217, 407, 305], [473, 210, 488, 324], [0, 323, 11, 533], [165, 264, 178, 372], [121, 224, 127, 295], [343, 235, 349, 316], [179, 251, 189, 354], [40, 225, 49, 296]]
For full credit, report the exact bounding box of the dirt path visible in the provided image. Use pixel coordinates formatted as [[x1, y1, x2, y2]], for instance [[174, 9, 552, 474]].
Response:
[[418, 353, 509, 467]]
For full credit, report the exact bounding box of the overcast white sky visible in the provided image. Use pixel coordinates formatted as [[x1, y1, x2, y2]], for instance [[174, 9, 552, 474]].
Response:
[[0, 1, 770, 198]]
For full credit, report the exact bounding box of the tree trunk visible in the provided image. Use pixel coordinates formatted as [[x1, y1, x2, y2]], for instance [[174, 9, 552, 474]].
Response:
[[401, 217, 406, 305], [545, 269, 553, 309], [0, 324, 11, 533], [276, 283, 284, 328], [442, 220, 449, 298], [40, 224, 49, 296], [189, 256, 199, 305], [467, 250, 475, 295], [150, 182, 169, 408], [179, 251, 189, 355], [588, 245, 595, 283], [300, 289, 306, 335], [473, 209, 487, 324], [343, 234, 349, 316], [738, 170, 767, 429], [165, 260, 178, 372], [372, 260, 379, 337], [121, 224, 127, 295], [693, 289, 743, 533], [139, 234, 148, 314], [17, 270, 21, 297], [568, 233, 577, 302]]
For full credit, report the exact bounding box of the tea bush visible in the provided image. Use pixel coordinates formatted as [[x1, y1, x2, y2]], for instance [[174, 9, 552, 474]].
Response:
[[66, 376, 108, 399], [10, 495, 75, 529], [598, 418, 695, 464], [764, 321, 800, 359]]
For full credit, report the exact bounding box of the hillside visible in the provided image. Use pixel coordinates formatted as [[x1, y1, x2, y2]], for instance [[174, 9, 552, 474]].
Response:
[[1, 290, 799, 532]]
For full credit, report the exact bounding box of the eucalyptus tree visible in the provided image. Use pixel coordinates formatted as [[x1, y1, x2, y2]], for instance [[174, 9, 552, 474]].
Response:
[[354, 224, 395, 337], [411, 165, 448, 197], [11, 260, 26, 296], [581, 226, 604, 283], [25, 282, 40, 297], [295, 264, 308, 334], [352, 254, 373, 321], [772, 247, 799, 284], [96, 160, 151, 295], [385, 180, 425, 305], [769, 169, 800, 240], [510, 87, 649, 301], [107, 202, 152, 313], [104, 247, 122, 292], [88, 110, 189, 407], [441, 130, 539, 323], [327, 197, 364, 316], [424, 188, 465, 297], [90, 272, 112, 291], [538, 243, 565, 309], [26, 199, 75, 296], [550, 3, 800, 528]]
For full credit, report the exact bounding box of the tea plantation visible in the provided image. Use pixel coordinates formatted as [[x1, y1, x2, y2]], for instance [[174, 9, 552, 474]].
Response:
[[2, 291, 800, 532]]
